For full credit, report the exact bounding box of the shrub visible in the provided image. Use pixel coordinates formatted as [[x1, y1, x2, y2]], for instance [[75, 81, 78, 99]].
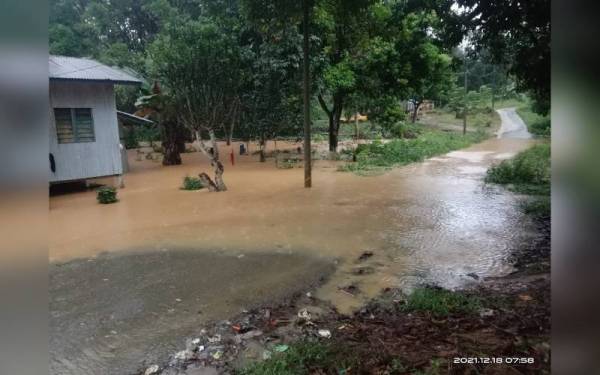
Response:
[[401, 287, 482, 317], [485, 144, 550, 195], [529, 118, 551, 137], [517, 107, 550, 137], [97, 186, 118, 204], [181, 176, 205, 190], [388, 122, 422, 139]]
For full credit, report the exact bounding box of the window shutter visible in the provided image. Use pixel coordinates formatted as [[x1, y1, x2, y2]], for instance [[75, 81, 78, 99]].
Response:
[[54, 108, 75, 144], [74, 108, 95, 142]]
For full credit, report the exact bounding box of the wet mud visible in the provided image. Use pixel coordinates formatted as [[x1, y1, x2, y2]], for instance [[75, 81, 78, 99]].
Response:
[[50, 250, 334, 375]]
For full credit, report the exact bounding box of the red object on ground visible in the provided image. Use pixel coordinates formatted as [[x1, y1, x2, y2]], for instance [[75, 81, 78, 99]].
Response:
[[230, 149, 235, 166]]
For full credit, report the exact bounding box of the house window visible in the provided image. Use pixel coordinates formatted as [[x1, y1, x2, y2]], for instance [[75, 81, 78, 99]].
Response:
[[54, 108, 95, 143]]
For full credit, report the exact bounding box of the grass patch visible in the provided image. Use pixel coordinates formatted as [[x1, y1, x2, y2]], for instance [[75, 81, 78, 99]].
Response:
[[237, 341, 352, 375], [341, 129, 488, 173], [401, 287, 482, 317], [520, 196, 551, 219], [485, 144, 551, 195], [181, 176, 205, 190], [517, 106, 550, 137]]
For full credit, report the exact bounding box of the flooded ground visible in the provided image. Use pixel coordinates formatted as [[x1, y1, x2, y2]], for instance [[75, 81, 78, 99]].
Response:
[[49, 108, 536, 374]]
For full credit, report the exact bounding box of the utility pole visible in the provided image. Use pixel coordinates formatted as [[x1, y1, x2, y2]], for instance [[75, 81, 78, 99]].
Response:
[[463, 55, 468, 136], [302, 0, 312, 188]]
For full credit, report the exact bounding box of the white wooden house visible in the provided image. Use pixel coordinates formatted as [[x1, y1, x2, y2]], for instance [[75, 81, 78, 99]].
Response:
[[49, 55, 142, 184]]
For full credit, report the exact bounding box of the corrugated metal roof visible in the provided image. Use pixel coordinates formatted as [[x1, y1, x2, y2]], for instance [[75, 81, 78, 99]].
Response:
[[117, 110, 155, 125], [49, 55, 142, 84]]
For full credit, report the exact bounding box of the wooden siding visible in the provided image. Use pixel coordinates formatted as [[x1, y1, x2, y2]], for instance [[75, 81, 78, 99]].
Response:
[[49, 81, 123, 182]]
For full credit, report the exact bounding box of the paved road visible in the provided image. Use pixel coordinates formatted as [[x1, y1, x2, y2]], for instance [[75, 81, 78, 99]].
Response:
[[496, 107, 532, 139]]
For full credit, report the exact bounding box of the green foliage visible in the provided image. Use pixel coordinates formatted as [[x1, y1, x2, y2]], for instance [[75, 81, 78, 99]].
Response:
[[96, 186, 118, 204], [485, 144, 551, 195], [368, 99, 406, 136], [237, 341, 352, 375], [323, 61, 357, 92], [149, 19, 244, 137], [238, 18, 303, 142], [528, 119, 551, 138], [342, 129, 488, 173], [401, 287, 482, 317], [181, 176, 205, 191], [517, 106, 551, 137], [124, 127, 138, 149], [521, 196, 551, 219], [456, 0, 550, 115]]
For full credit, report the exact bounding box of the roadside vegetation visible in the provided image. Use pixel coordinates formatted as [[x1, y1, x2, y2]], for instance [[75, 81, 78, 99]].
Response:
[[486, 143, 551, 217], [517, 105, 551, 137], [341, 128, 488, 174]]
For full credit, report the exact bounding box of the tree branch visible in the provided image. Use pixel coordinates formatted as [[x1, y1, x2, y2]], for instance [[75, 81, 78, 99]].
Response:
[[318, 93, 332, 117]]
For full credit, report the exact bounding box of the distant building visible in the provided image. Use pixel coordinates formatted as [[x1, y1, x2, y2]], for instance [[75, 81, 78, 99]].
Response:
[[49, 56, 142, 185]]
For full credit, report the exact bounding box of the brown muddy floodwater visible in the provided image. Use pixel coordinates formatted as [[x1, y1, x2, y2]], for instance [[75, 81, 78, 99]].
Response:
[[49, 108, 537, 374]]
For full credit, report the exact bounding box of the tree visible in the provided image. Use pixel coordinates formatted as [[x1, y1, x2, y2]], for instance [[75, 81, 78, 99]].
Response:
[[312, 0, 376, 152], [456, 0, 550, 114], [149, 20, 245, 191], [239, 22, 303, 162], [135, 82, 186, 166]]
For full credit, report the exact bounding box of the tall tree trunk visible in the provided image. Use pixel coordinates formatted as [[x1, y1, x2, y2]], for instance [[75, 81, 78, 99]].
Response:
[[302, 0, 312, 188], [161, 121, 182, 166], [462, 109, 467, 135], [162, 141, 182, 165], [354, 110, 359, 141], [318, 93, 344, 153], [411, 101, 421, 123], [259, 133, 266, 162], [328, 113, 338, 152], [194, 130, 227, 192]]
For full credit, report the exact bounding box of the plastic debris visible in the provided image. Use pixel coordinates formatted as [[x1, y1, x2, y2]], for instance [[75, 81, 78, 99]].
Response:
[[191, 338, 201, 345], [174, 349, 194, 361], [274, 344, 289, 353], [297, 308, 311, 321], [211, 351, 223, 360], [208, 334, 222, 343], [318, 329, 332, 339], [479, 308, 495, 317], [144, 365, 159, 375], [240, 330, 263, 340]]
